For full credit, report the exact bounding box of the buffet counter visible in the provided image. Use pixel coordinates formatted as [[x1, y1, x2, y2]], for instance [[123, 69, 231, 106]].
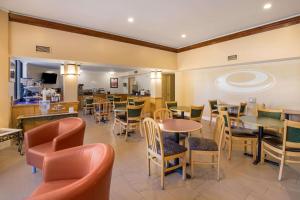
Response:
[[11, 101, 79, 128]]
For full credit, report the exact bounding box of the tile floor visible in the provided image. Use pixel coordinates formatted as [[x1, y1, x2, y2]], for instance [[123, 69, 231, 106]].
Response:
[[0, 115, 300, 200]]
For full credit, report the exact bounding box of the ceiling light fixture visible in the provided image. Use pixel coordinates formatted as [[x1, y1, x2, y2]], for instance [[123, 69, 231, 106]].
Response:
[[263, 3, 272, 10], [181, 34, 186, 38], [127, 17, 134, 23]]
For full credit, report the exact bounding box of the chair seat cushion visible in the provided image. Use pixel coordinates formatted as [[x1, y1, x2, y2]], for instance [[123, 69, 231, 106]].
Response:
[[158, 140, 187, 156], [116, 115, 139, 123], [188, 137, 218, 151], [30, 179, 78, 197], [229, 128, 257, 138], [212, 110, 219, 114], [28, 142, 53, 169], [163, 132, 187, 142], [263, 137, 300, 152]]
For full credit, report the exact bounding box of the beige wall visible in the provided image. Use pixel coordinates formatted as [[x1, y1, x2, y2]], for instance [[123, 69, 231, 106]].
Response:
[[176, 59, 300, 118], [177, 24, 300, 70], [9, 22, 177, 70], [0, 10, 10, 127]]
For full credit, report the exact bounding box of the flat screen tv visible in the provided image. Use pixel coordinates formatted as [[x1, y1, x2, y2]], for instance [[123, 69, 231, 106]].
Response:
[[41, 73, 57, 84]]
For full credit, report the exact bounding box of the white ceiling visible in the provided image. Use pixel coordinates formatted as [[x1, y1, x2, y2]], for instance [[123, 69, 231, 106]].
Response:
[[1, 0, 300, 48]]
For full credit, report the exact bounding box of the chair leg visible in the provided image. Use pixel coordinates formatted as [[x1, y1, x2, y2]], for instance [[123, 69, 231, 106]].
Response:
[[190, 151, 194, 178], [182, 156, 186, 180], [244, 141, 247, 154], [209, 114, 212, 126], [124, 127, 128, 141], [211, 155, 215, 168], [217, 153, 221, 181], [278, 154, 285, 181], [148, 157, 151, 176], [261, 142, 265, 164], [32, 166, 37, 174], [227, 139, 232, 160], [161, 161, 165, 190], [251, 140, 256, 161]]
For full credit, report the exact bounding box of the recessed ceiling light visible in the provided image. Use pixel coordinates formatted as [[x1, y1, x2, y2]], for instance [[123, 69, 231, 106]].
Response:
[[181, 34, 186, 38], [127, 17, 134, 23], [263, 3, 272, 10]]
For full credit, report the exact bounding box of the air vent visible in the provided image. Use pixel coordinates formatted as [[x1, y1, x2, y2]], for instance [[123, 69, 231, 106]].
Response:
[[36, 45, 51, 53], [228, 54, 237, 61]]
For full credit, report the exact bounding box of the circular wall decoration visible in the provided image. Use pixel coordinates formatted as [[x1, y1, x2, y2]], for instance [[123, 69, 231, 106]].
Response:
[[215, 70, 275, 93]]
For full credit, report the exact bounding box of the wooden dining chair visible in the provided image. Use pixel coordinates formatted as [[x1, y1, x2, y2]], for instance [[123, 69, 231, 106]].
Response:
[[142, 117, 187, 189], [189, 105, 205, 122], [134, 99, 145, 106], [154, 108, 186, 145], [83, 97, 94, 115], [208, 100, 218, 125], [116, 105, 144, 141], [222, 111, 257, 160], [113, 96, 121, 102], [127, 97, 135, 105], [165, 101, 178, 118], [112, 101, 128, 134], [230, 102, 247, 126], [188, 116, 225, 180], [94, 101, 111, 123], [261, 120, 300, 181], [257, 107, 284, 137]]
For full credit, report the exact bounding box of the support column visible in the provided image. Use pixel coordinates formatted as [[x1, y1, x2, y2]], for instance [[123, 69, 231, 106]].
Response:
[[63, 75, 78, 102], [0, 10, 10, 127]]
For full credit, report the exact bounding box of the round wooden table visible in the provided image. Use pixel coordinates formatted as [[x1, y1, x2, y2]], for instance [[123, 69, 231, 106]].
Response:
[[159, 119, 202, 178]]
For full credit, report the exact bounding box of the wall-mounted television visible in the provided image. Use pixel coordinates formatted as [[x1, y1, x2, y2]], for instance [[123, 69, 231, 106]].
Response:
[[41, 73, 57, 84]]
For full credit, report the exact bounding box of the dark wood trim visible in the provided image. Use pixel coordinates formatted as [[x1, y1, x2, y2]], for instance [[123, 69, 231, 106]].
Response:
[[8, 13, 300, 53], [177, 15, 300, 53], [8, 13, 177, 53]]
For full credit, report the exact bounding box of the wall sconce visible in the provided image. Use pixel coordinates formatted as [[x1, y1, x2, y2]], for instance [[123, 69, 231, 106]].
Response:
[[150, 71, 162, 79], [60, 64, 81, 75]]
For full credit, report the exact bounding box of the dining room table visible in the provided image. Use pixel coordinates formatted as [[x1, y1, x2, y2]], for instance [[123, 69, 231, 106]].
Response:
[[169, 106, 190, 119], [159, 118, 202, 178], [240, 115, 284, 165]]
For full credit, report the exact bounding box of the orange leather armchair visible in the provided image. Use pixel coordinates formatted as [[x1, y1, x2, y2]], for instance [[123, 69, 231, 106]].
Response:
[[27, 143, 115, 200], [25, 117, 86, 172]]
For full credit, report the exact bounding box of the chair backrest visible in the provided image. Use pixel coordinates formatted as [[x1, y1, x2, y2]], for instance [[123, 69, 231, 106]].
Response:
[[127, 98, 135, 105], [113, 96, 121, 102], [165, 101, 177, 110], [127, 105, 143, 121], [107, 95, 114, 102], [134, 100, 145, 106], [257, 108, 283, 120], [114, 101, 127, 109], [239, 102, 247, 115], [213, 116, 225, 151], [208, 100, 218, 111], [142, 118, 164, 158], [220, 110, 231, 134], [283, 120, 300, 150], [99, 101, 110, 114], [154, 108, 173, 121], [85, 98, 94, 105], [190, 105, 204, 121]]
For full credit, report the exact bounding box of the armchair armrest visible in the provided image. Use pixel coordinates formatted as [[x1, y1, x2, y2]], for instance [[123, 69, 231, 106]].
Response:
[[25, 121, 59, 149], [53, 122, 85, 151], [43, 146, 89, 182]]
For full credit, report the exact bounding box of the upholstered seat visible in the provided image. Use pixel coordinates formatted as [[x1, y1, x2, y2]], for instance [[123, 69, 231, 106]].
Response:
[[116, 114, 140, 123], [230, 127, 257, 138], [263, 136, 300, 152], [158, 140, 187, 156], [188, 137, 218, 151], [163, 132, 187, 142]]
